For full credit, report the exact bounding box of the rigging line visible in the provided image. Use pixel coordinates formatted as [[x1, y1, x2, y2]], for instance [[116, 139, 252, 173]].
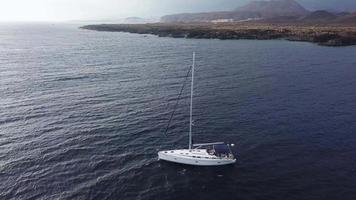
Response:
[[163, 65, 192, 136]]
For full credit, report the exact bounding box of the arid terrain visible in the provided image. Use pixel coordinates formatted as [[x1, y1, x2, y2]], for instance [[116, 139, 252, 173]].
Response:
[[82, 0, 356, 47], [82, 22, 356, 46]]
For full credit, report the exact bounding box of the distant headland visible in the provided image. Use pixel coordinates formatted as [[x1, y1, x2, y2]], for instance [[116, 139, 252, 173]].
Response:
[[81, 23, 356, 47], [81, 0, 356, 46]]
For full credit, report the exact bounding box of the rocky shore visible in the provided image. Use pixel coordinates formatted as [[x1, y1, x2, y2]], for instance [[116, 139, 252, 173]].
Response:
[[81, 23, 356, 46]]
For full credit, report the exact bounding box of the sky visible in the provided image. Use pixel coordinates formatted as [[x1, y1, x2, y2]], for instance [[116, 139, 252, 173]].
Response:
[[0, 0, 355, 22]]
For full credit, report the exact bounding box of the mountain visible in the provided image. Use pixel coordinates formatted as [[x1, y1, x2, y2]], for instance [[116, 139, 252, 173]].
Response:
[[334, 12, 351, 17], [161, 0, 309, 23], [123, 17, 149, 24], [236, 0, 309, 17], [336, 12, 356, 24], [160, 0, 356, 24], [302, 10, 338, 22], [161, 11, 261, 23]]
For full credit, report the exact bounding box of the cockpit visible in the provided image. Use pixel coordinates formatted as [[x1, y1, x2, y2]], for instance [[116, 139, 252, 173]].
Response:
[[194, 142, 235, 159]]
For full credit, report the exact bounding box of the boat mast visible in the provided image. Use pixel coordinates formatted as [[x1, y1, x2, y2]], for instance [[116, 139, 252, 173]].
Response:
[[189, 52, 195, 150]]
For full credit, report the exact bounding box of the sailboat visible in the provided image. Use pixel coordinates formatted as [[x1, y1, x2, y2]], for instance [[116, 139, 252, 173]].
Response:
[[158, 52, 237, 166]]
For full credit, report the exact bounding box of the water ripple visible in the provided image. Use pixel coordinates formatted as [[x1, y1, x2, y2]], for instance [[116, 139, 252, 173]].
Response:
[[0, 24, 355, 200]]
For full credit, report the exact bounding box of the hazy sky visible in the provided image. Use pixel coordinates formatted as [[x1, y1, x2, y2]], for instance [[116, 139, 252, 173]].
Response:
[[0, 0, 355, 22]]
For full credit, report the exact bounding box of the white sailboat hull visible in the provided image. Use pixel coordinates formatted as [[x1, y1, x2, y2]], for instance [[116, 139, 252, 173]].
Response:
[[158, 149, 236, 166], [158, 54, 237, 167]]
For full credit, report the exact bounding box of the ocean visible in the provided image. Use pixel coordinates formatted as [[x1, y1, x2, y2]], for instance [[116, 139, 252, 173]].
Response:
[[0, 23, 355, 200]]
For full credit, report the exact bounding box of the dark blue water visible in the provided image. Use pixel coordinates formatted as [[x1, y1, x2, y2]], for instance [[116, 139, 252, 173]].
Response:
[[0, 23, 356, 200]]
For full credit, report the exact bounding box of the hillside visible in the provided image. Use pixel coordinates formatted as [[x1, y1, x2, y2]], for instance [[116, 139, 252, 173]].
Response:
[[161, 0, 309, 23], [82, 0, 356, 47], [161, 11, 262, 23], [336, 13, 356, 24], [82, 23, 356, 47], [160, 0, 355, 24], [302, 10, 338, 22], [236, 0, 309, 17]]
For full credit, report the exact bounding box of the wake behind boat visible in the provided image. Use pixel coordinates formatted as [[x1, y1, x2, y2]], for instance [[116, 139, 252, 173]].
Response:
[[158, 53, 236, 166]]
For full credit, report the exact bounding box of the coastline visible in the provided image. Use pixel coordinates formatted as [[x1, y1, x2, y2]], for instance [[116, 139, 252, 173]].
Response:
[[81, 23, 356, 47]]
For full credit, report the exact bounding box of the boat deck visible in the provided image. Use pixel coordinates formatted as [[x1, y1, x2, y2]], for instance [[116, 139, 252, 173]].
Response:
[[158, 149, 236, 166]]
